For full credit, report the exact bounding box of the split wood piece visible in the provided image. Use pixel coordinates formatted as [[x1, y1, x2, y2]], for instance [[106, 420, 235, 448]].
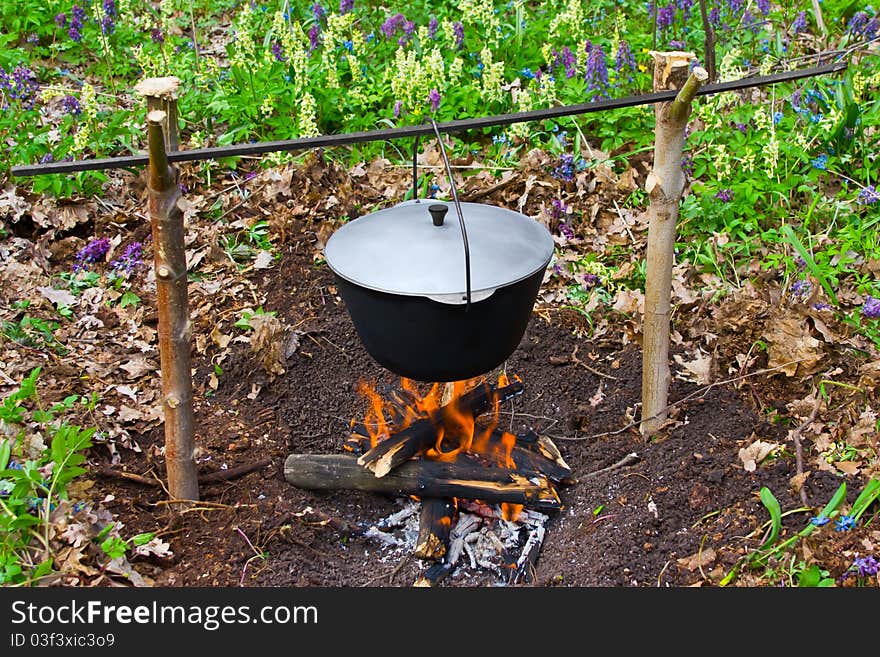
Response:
[[413, 512, 481, 586], [506, 525, 545, 585], [284, 453, 561, 511], [357, 380, 524, 478], [347, 426, 574, 484], [413, 498, 456, 560]]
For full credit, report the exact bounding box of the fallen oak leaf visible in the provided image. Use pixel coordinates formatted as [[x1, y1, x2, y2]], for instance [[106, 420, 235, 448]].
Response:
[[677, 547, 716, 571]]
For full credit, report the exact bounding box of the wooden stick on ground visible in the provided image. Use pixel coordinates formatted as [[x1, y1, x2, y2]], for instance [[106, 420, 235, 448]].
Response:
[[285, 453, 561, 511]]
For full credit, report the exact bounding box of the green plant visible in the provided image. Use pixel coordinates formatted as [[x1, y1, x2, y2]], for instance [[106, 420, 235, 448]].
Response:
[[1, 315, 66, 354], [0, 367, 95, 585], [234, 306, 277, 330]]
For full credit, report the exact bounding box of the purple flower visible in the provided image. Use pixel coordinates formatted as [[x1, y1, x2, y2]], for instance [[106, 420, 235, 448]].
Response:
[[61, 94, 82, 115], [428, 88, 441, 112], [715, 188, 733, 202], [55, 13, 67, 28], [553, 46, 578, 79], [0, 65, 40, 109], [582, 273, 599, 287], [857, 185, 880, 205], [71, 4, 86, 25], [615, 40, 636, 80], [851, 555, 879, 578], [68, 26, 82, 42], [271, 41, 286, 62], [681, 153, 693, 177], [428, 17, 439, 38], [73, 238, 111, 272], [709, 7, 721, 27], [381, 13, 406, 38], [110, 242, 145, 275], [756, 0, 770, 15], [736, 122, 748, 134], [339, 0, 354, 14], [862, 296, 880, 319], [585, 45, 609, 100], [40, 153, 54, 164], [557, 223, 574, 240], [393, 100, 402, 118], [669, 40, 686, 50], [835, 515, 856, 531], [312, 3, 325, 22], [791, 279, 812, 299], [657, 4, 675, 30], [791, 11, 808, 34], [308, 23, 321, 51], [453, 21, 465, 49], [552, 154, 576, 182], [101, 15, 115, 35], [549, 198, 568, 220], [103, 0, 116, 16]]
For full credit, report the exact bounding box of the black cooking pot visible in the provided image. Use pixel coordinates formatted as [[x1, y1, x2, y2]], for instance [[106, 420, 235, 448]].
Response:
[[324, 122, 553, 382]]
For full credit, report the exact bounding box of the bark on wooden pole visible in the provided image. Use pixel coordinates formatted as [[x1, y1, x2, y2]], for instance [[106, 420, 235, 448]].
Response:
[[147, 109, 199, 501], [640, 53, 708, 439]]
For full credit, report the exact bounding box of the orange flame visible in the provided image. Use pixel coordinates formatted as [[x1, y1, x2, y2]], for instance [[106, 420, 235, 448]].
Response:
[[355, 373, 522, 475]]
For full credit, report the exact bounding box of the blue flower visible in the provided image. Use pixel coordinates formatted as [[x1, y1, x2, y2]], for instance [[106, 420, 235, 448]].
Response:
[[857, 185, 880, 206], [773, 111, 783, 124], [811, 153, 828, 170], [810, 515, 830, 526], [519, 67, 535, 79], [835, 515, 856, 532]]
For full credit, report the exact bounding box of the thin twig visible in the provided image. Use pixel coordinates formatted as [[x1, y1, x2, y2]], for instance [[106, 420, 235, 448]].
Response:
[[572, 345, 616, 380], [556, 358, 809, 441], [580, 452, 640, 480], [791, 398, 822, 507]]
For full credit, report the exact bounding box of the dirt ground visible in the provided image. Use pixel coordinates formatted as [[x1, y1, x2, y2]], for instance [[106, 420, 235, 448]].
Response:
[[84, 194, 871, 588], [3, 148, 876, 589]]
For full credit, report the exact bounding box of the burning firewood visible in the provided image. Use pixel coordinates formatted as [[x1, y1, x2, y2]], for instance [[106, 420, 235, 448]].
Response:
[[413, 498, 456, 560], [356, 380, 524, 477], [284, 453, 562, 511], [347, 427, 574, 485]]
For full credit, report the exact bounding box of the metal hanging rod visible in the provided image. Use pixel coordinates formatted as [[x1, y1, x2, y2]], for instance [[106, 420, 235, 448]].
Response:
[[10, 60, 846, 178]]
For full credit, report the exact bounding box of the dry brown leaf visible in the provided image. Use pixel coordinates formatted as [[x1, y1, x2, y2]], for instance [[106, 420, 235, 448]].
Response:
[[765, 314, 824, 377], [37, 286, 77, 308], [249, 313, 287, 377], [835, 461, 860, 475], [674, 351, 712, 385], [738, 439, 781, 471], [677, 547, 716, 571], [119, 356, 154, 379]]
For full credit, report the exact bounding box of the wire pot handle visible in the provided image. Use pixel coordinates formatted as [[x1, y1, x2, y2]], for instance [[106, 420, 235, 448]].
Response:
[[414, 118, 471, 309]]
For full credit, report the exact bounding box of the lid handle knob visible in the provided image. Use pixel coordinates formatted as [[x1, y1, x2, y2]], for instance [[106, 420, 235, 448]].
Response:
[[428, 204, 448, 227]]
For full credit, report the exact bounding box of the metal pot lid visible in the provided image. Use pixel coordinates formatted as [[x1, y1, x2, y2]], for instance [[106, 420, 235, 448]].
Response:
[[324, 199, 554, 298]]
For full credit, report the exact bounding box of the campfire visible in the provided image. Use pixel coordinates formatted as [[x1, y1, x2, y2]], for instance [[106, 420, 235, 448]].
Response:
[[284, 375, 575, 585]]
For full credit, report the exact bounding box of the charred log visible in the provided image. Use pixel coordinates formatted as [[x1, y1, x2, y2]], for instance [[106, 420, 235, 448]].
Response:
[[284, 453, 561, 511]]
